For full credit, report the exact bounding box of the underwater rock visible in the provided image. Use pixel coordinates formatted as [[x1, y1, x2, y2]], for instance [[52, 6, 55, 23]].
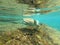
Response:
[[0, 23, 60, 45]]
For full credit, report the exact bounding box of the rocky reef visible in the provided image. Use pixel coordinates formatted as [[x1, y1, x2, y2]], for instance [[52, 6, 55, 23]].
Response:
[[0, 23, 60, 45]]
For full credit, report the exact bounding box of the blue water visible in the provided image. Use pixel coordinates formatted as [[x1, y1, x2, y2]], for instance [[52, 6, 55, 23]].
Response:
[[0, 10, 60, 30], [31, 11, 60, 30]]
